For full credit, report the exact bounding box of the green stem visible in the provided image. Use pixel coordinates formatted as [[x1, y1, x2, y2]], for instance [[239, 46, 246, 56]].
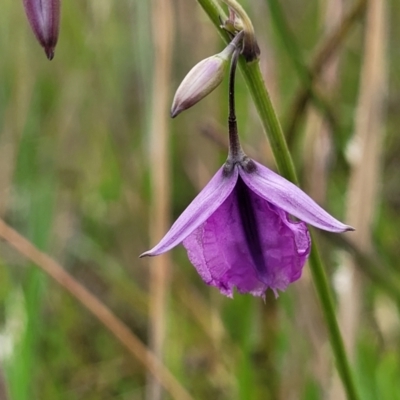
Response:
[[243, 68, 359, 400], [196, 1, 360, 399], [308, 235, 360, 400], [238, 62, 297, 182]]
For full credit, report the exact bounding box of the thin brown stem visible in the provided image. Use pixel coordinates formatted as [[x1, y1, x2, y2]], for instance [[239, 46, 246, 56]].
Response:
[[0, 219, 193, 400], [284, 0, 367, 145], [147, 0, 174, 398], [321, 232, 400, 305], [331, 0, 387, 396]]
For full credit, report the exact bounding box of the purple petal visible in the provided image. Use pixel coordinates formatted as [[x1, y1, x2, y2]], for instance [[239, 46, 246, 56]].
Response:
[[171, 55, 228, 118], [141, 167, 238, 257], [239, 161, 353, 232], [23, 0, 60, 60], [183, 179, 311, 297]]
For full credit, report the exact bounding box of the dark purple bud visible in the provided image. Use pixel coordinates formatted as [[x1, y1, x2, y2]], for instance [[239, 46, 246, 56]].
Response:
[[23, 0, 60, 60]]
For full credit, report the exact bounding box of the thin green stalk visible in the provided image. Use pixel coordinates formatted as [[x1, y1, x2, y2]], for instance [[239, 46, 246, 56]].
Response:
[[237, 62, 297, 182], [196, 1, 360, 399], [241, 65, 359, 400]]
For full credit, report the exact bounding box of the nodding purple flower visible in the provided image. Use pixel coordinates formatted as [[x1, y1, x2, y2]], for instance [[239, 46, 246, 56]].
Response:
[[141, 33, 353, 298], [23, 0, 60, 60], [141, 157, 353, 297]]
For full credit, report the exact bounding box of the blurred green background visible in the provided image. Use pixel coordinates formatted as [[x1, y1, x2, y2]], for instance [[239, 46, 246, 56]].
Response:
[[0, 0, 399, 399]]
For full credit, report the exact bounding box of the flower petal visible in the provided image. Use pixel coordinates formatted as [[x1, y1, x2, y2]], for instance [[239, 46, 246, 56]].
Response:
[[141, 167, 238, 257], [240, 161, 353, 232], [183, 179, 311, 297], [23, 0, 60, 60]]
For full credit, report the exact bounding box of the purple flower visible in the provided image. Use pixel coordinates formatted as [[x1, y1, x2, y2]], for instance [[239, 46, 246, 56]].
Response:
[[141, 158, 353, 298], [23, 0, 60, 60]]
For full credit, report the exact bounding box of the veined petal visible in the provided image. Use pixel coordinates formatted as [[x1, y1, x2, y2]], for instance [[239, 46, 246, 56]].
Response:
[[183, 180, 310, 297], [141, 167, 238, 257], [239, 161, 353, 232], [23, 0, 60, 60]]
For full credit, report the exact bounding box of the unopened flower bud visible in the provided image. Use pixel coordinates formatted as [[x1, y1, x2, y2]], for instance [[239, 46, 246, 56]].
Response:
[[171, 33, 243, 118], [23, 0, 60, 60]]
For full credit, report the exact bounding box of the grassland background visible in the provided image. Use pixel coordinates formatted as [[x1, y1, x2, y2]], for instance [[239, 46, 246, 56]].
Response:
[[0, 0, 399, 399]]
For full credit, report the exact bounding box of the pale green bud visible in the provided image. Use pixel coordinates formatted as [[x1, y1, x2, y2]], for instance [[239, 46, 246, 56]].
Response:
[[171, 44, 236, 118]]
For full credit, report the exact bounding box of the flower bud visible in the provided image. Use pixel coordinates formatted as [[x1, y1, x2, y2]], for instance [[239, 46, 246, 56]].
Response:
[[171, 44, 236, 118], [23, 0, 60, 60]]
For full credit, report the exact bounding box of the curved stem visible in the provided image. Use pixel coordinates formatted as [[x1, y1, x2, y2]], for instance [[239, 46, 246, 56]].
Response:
[[196, 1, 360, 399]]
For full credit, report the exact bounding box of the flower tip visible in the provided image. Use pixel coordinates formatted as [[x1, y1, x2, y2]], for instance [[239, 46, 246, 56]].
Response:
[[45, 47, 55, 60], [170, 54, 229, 116], [23, 0, 60, 60], [272, 288, 279, 299], [170, 106, 182, 118], [345, 225, 355, 232]]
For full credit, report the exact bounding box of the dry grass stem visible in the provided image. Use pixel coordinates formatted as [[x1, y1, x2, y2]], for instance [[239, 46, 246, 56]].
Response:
[[0, 219, 193, 400], [0, 368, 9, 400], [147, 0, 174, 399], [295, 1, 345, 394], [285, 0, 367, 142], [331, 0, 387, 397]]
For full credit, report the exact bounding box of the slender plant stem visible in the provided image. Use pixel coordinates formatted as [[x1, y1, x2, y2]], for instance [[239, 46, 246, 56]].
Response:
[[238, 62, 297, 181], [196, 1, 360, 399], [322, 232, 400, 307], [241, 65, 360, 400]]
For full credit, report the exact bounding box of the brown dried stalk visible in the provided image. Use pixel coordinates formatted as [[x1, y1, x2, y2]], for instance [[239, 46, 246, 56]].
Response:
[[330, 0, 387, 397], [285, 0, 367, 144], [146, 0, 174, 399], [0, 219, 193, 400]]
